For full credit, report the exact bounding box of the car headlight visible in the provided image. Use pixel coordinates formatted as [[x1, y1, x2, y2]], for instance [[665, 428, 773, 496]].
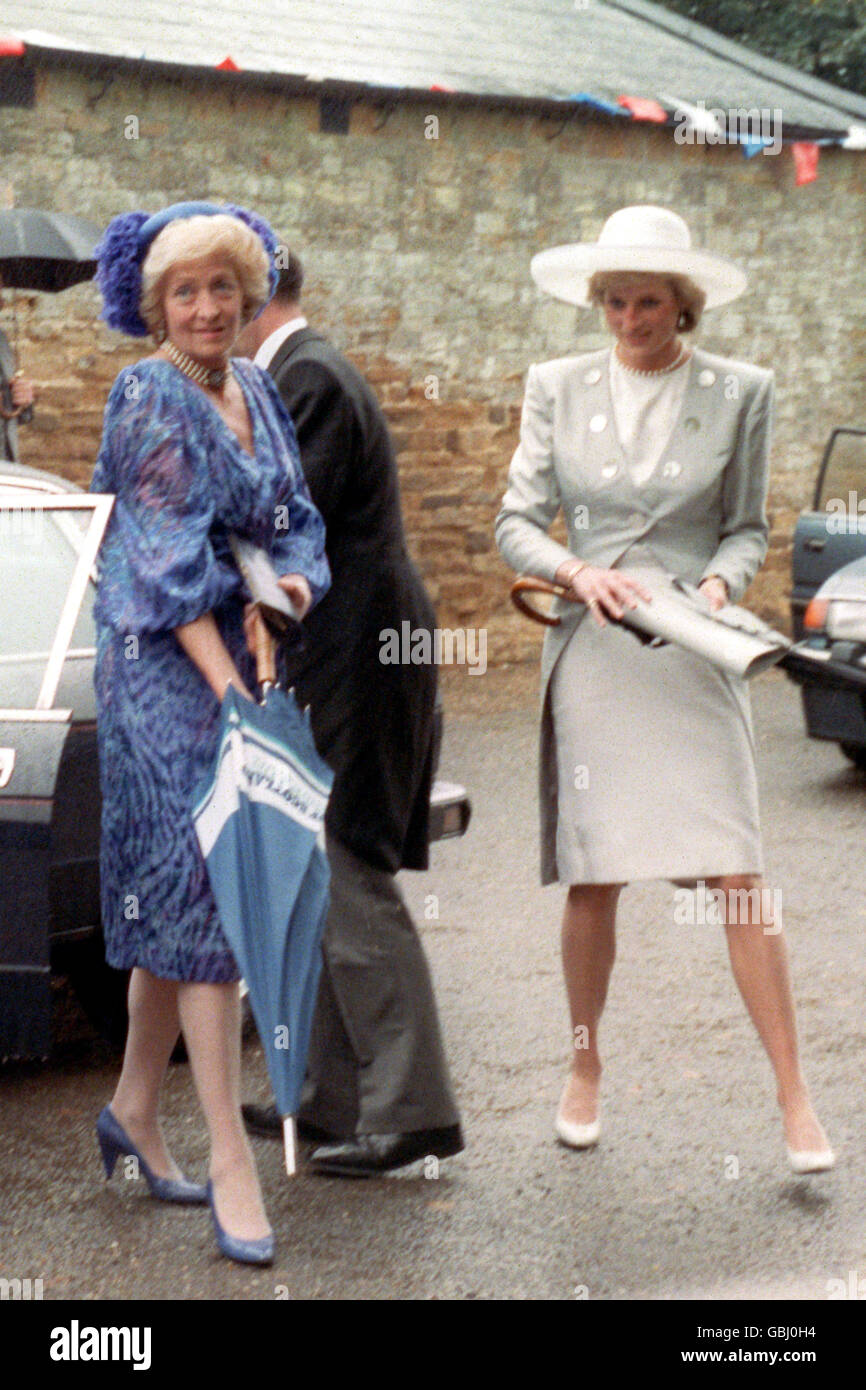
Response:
[[825, 599, 866, 642], [803, 598, 829, 632]]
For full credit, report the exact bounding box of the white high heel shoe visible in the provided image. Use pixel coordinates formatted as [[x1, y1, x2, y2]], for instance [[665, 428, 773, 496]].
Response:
[[554, 1112, 601, 1149], [555, 1074, 601, 1149], [787, 1145, 835, 1175]]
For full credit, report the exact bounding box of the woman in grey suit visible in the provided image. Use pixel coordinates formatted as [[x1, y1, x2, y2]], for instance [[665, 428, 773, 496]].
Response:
[[496, 206, 833, 1173]]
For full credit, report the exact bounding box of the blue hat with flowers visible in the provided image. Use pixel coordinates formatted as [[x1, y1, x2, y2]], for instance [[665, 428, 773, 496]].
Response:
[[94, 200, 281, 337]]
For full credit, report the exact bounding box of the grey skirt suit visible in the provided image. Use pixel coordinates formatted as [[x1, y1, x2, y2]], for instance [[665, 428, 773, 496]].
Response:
[[495, 346, 774, 886]]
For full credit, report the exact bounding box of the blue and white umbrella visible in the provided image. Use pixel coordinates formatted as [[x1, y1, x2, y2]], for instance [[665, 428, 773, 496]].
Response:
[[193, 655, 332, 1175]]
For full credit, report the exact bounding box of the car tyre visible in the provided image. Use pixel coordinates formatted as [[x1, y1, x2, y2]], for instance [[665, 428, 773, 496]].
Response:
[[52, 933, 129, 1050], [840, 740, 866, 771]]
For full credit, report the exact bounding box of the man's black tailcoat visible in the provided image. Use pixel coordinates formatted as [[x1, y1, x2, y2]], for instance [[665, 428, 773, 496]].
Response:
[[268, 328, 437, 874]]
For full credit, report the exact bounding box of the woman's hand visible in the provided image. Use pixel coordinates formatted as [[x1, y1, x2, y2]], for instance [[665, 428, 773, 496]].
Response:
[[10, 373, 35, 410], [174, 613, 254, 703], [278, 572, 312, 621], [555, 559, 652, 628], [698, 575, 729, 612]]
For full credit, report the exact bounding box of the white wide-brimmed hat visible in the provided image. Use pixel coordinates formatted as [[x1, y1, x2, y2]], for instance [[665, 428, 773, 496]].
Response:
[[531, 205, 747, 309]]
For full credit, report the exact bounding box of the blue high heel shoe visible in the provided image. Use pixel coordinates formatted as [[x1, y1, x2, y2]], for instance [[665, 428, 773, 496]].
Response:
[[207, 1180, 274, 1266], [96, 1106, 208, 1205]]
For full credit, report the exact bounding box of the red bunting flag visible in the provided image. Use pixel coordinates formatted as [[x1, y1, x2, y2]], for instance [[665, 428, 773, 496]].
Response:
[[216, 56, 239, 71], [618, 95, 667, 123], [792, 142, 819, 185], [0, 34, 25, 56]]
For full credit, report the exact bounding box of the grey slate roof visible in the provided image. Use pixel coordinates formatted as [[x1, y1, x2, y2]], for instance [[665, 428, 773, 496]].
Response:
[[5, 0, 866, 133]]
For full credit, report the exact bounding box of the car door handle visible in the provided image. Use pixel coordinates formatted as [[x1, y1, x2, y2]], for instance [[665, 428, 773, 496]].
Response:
[[0, 748, 15, 789], [804, 537, 827, 551]]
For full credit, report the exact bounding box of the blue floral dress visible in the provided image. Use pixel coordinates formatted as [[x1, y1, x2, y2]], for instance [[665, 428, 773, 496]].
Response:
[[90, 358, 330, 982]]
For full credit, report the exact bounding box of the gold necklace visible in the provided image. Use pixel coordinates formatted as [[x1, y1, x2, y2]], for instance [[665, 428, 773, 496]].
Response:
[[163, 339, 232, 390]]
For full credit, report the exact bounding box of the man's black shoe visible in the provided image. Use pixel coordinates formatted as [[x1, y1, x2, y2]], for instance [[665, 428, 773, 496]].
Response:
[[241, 1103, 335, 1144], [308, 1124, 464, 1178]]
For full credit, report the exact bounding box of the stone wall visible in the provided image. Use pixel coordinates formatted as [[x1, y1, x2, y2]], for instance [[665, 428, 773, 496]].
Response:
[[3, 60, 866, 665]]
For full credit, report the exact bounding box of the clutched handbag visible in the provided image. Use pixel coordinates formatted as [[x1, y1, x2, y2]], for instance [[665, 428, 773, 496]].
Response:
[[229, 533, 302, 639]]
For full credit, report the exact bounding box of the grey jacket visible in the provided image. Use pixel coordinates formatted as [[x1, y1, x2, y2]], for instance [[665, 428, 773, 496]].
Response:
[[495, 346, 773, 690]]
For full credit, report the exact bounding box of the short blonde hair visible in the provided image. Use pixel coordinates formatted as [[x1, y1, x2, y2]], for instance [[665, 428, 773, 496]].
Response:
[[140, 214, 271, 340], [587, 270, 706, 332]]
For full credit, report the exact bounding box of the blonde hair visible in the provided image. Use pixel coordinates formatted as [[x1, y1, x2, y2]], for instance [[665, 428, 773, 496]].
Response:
[[587, 270, 706, 332], [140, 214, 270, 340]]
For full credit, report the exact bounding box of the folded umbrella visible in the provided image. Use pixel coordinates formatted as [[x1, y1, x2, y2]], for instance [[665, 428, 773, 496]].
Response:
[[192, 612, 333, 1174], [510, 572, 790, 679]]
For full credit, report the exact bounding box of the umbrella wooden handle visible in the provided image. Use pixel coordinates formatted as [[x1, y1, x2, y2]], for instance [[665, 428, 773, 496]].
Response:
[[252, 605, 277, 687], [510, 575, 569, 627]]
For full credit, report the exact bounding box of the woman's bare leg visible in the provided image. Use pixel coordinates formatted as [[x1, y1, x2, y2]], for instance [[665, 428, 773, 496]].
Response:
[[178, 980, 270, 1241], [109, 967, 185, 1179], [709, 874, 831, 1155], [558, 883, 621, 1125]]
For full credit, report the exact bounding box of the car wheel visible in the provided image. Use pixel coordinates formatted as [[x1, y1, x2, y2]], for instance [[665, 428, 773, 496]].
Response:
[[52, 933, 129, 1049], [840, 741, 866, 771]]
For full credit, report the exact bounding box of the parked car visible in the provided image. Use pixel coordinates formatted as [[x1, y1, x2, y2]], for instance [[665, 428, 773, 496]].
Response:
[[0, 463, 470, 1060], [784, 428, 866, 768]]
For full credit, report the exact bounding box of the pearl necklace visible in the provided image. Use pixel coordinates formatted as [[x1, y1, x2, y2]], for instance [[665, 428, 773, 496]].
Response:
[[163, 339, 232, 390], [614, 346, 690, 379]]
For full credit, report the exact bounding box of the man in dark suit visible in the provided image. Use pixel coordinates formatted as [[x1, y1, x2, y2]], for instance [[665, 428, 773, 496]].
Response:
[[236, 255, 463, 1176]]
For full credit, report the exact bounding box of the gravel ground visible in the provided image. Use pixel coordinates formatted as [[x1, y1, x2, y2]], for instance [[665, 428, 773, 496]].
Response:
[[1, 666, 863, 1302]]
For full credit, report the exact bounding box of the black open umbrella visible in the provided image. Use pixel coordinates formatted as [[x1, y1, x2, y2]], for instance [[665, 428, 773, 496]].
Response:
[[0, 208, 101, 291], [0, 208, 101, 421]]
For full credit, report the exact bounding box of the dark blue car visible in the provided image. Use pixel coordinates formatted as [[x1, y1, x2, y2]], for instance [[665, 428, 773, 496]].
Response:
[[785, 428, 866, 768]]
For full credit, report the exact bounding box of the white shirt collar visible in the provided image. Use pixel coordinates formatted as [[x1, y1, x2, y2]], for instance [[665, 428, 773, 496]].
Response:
[[253, 315, 308, 368]]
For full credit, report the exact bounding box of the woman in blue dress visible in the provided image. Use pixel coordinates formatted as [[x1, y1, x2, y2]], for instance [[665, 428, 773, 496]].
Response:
[[90, 202, 330, 1264]]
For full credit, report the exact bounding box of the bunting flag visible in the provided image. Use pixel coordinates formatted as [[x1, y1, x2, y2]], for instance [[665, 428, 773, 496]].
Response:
[[740, 138, 775, 158], [792, 141, 820, 185], [566, 92, 627, 118], [216, 56, 239, 71], [0, 34, 25, 55], [617, 95, 667, 122]]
